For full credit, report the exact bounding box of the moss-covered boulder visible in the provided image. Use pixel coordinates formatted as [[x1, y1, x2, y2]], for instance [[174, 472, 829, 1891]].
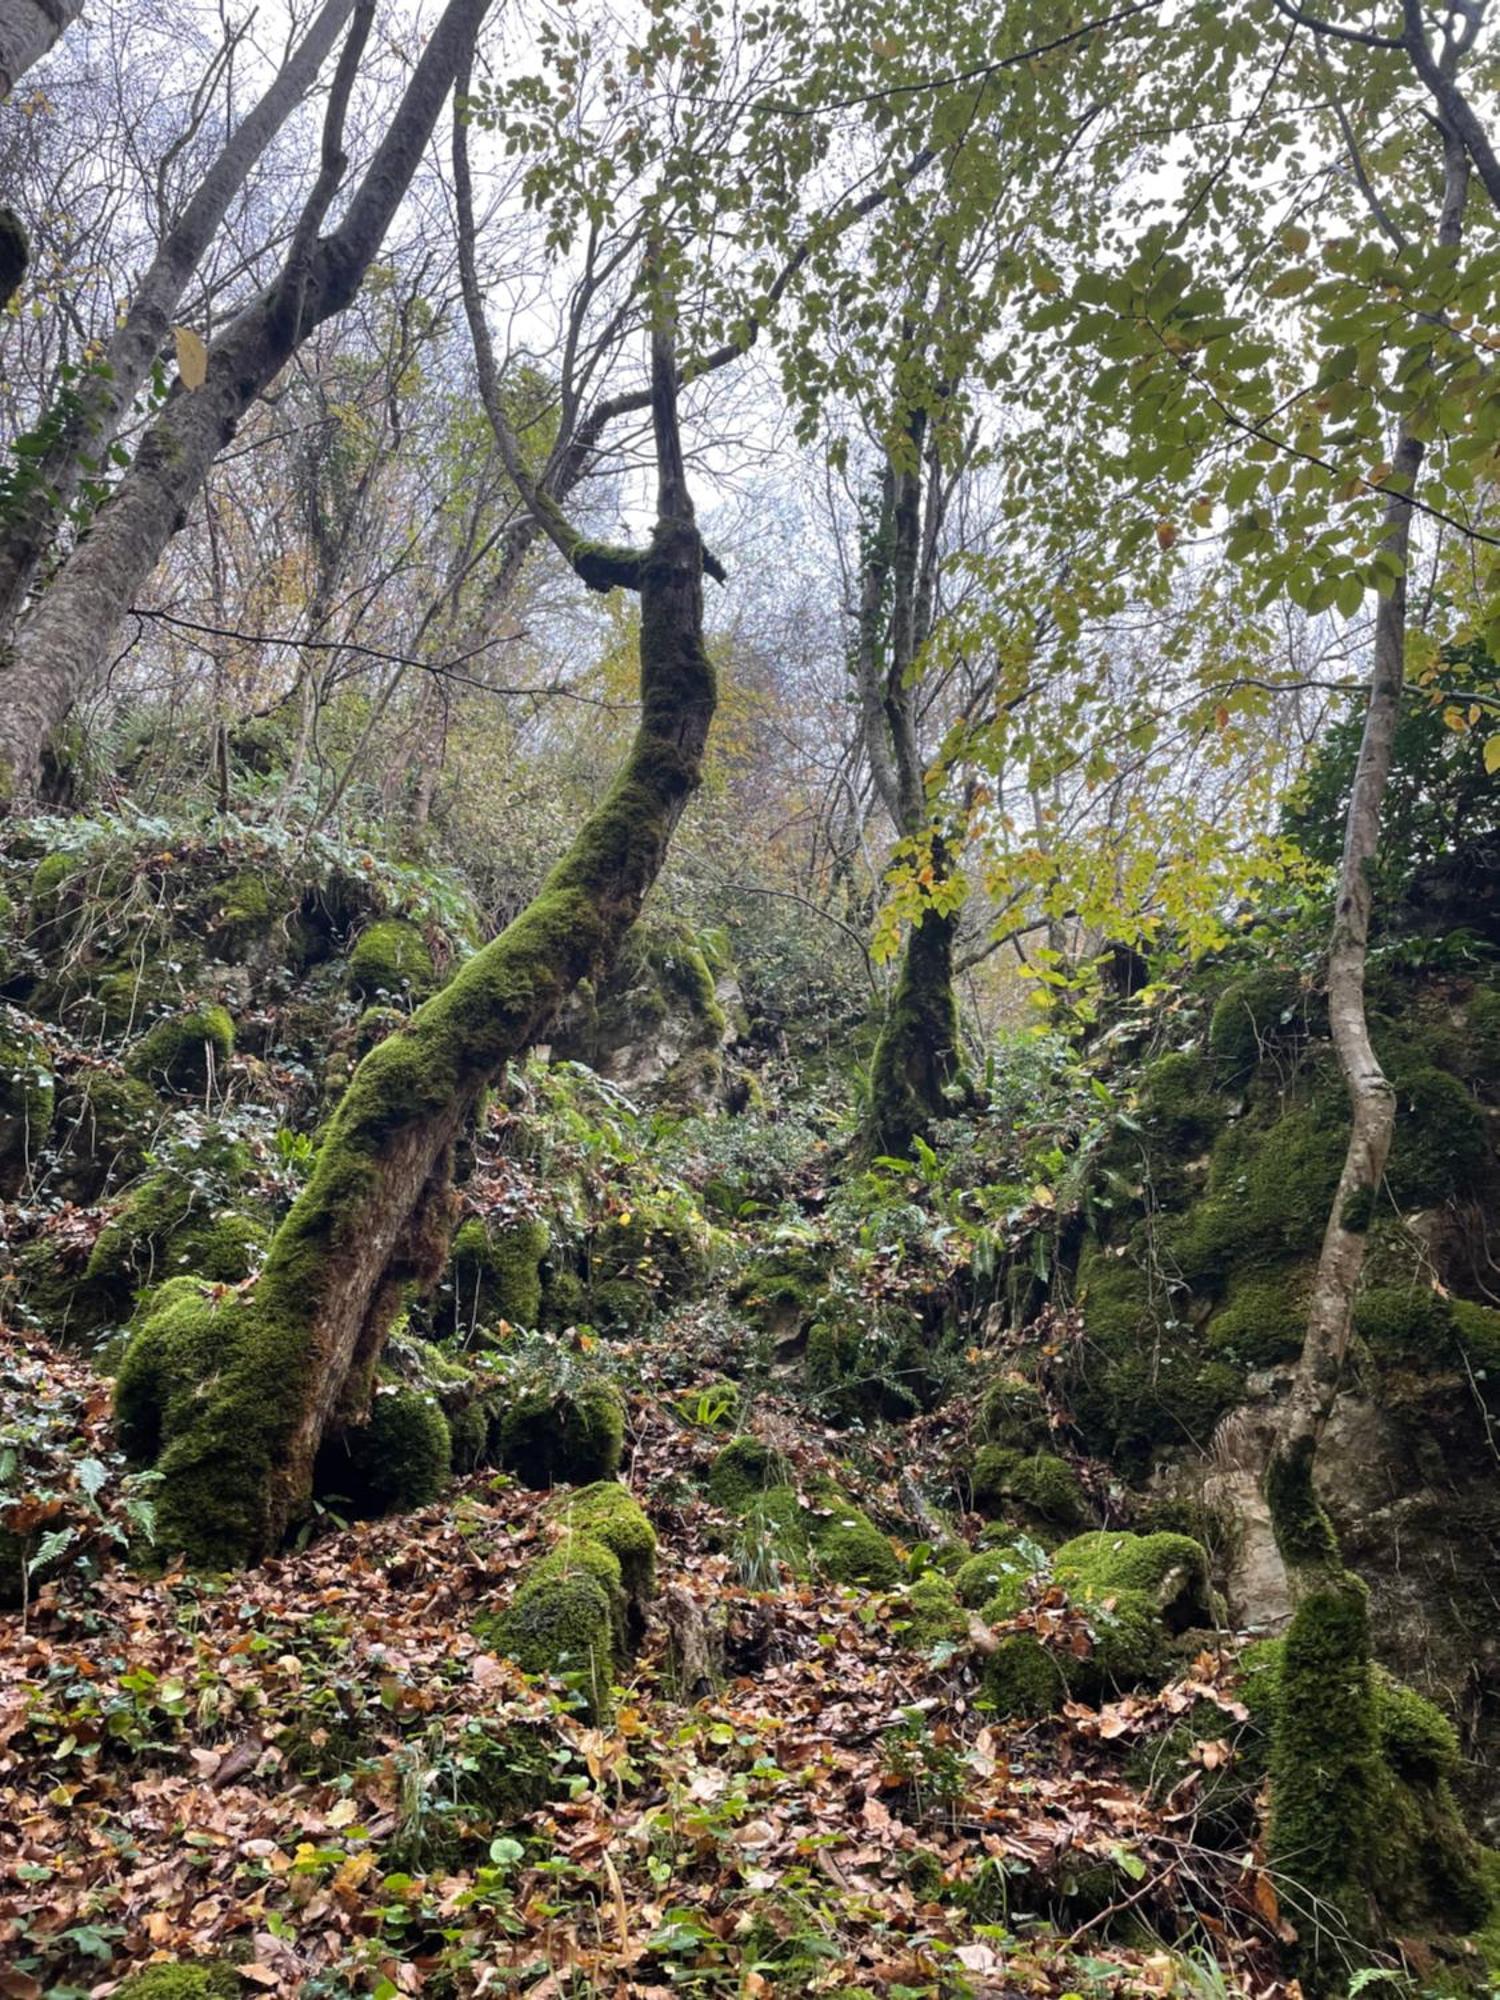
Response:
[[979, 1530, 1214, 1719], [816, 1499, 903, 1588], [804, 1303, 938, 1424], [314, 1386, 453, 1518], [1205, 1268, 1309, 1368], [976, 1377, 1052, 1451], [348, 917, 437, 1001], [445, 1214, 550, 1333], [494, 1483, 656, 1719], [491, 1375, 624, 1490], [897, 1571, 967, 1649], [1207, 966, 1306, 1076], [53, 1068, 160, 1200], [124, 1006, 235, 1093], [707, 1435, 791, 1511], [969, 1446, 1087, 1532], [84, 1172, 267, 1326]]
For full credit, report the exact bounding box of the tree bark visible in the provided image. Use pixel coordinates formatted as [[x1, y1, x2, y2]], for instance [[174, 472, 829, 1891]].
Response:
[[0, 0, 357, 636], [0, 0, 82, 96], [118, 271, 718, 1570], [0, 0, 482, 800], [1262, 116, 1469, 1933]]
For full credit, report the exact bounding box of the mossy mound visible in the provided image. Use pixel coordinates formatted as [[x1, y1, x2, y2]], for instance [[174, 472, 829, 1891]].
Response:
[[955, 1543, 1036, 1612], [445, 1214, 550, 1332], [897, 1571, 967, 1649], [84, 1171, 266, 1325], [124, 1006, 235, 1093], [816, 1500, 903, 1588], [1138, 1049, 1224, 1155], [114, 1966, 239, 2000], [52, 1069, 160, 1200], [492, 1375, 624, 1490], [348, 918, 436, 1001], [314, 1386, 453, 1518], [969, 1447, 1087, 1531], [979, 1530, 1214, 1719], [1207, 966, 1307, 1075], [707, 1435, 791, 1512], [804, 1304, 939, 1424], [976, 1377, 1052, 1451], [494, 1483, 656, 1719], [1205, 1269, 1309, 1368], [1385, 1064, 1486, 1208]]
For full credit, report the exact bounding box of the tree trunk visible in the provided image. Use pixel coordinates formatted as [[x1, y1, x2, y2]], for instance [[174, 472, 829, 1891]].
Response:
[[0, 0, 356, 636], [1263, 122, 1469, 1931], [0, 0, 483, 801], [115, 312, 717, 1570], [869, 895, 964, 1153], [0, 0, 82, 96]]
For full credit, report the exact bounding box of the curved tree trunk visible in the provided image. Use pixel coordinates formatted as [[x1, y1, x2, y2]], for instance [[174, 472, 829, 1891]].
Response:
[[118, 311, 717, 1570], [0, 0, 82, 96], [1263, 121, 1469, 1932]]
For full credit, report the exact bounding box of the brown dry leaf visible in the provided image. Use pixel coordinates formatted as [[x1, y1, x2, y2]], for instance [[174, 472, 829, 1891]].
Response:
[[173, 324, 208, 388]]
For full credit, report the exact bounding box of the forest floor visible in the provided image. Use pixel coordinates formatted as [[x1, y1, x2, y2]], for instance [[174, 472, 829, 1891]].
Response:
[[0, 1333, 1292, 2000]]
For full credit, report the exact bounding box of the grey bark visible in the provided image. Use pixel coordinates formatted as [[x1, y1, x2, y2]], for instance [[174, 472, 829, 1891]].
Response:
[[0, 0, 82, 97], [0, 0, 490, 800], [0, 0, 357, 635]]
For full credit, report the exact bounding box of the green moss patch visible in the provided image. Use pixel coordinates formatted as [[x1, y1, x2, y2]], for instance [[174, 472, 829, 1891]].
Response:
[[313, 1386, 452, 1518], [492, 1376, 624, 1490], [969, 1447, 1087, 1530], [124, 1007, 235, 1093], [348, 918, 437, 1001]]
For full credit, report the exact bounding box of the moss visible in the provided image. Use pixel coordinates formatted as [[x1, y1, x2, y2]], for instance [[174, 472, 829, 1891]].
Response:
[[524, 1534, 629, 1656], [1052, 1529, 1214, 1628], [492, 1376, 624, 1489], [0, 1023, 53, 1192], [708, 1435, 791, 1512], [955, 1546, 1032, 1612], [1205, 1269, 1308, 1368], [805, 1305, 937, 1424], [1138, 1050, 1223, 1154], [1374, 1668, 1462, 1784], [1207, 966, 1305, 1075], [114, 1967, 240, 2000], [447, 1214, 550, 1331], [1386, 1064, 1487, 1208], [314, 1386, 452, 1517], [124, 1006, 235, 1092], [1354, 1283, 1456, 1364], [812, 1498, 901, 1588], [1071, 1245, 1245, 1469], [86, 1175, 266, 1322], [976, 1377, 1051, 1450], [982, 1634, 1068, 1718], [1452, 1298, 1500, 1375], [348, 917, 436, 1001], [541, 1267, 588, 1331], [495, 1570, 616, 1720], [970, 1447, 1087, 1529], [1267, 1572, 1383, 1926], [448, 1397, 489, 1473], [549, 1480, 656, 1605], [742, 1484, 812, 1566], [897, 1571, 966, 1649], [868, 906, 965, 1153], [590, 1276, 652, 1329], [1168, 1104, 1348, 1285]]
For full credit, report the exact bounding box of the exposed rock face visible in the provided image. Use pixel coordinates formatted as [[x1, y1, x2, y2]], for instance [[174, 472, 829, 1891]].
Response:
[[549, 915, 741, 1111]]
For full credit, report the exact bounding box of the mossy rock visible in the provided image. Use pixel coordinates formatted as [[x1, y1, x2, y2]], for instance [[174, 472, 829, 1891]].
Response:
[[348, 918, 436, 1001], [1053, 1529, 1214, 1629], [0, 1020, 53, 1194], [807, 1492, 902, 1588], [897, 1571, 966, 1649], [446, 1214, 550, 1332], [804, 1305, 938, 1424], [970, 1446, 1088, 1530], [85, 1175, 267, 1325], [54, 1069, 161, 1199], [976, 1376, 1051, 1451], [955, 1544, 1035, 1612], [113, 1966, 240, 2000], [124, 1006, 235, 1093], [1207, 967, 1307, 1075], [1138, 1050, 1224, 1155], [1354, 1283, 1458, 1365], [496, 1571, 617, 1720], [1167, 1103, 1348, 1285], [589, 1276, 653, 1331], [707, 1435, 790, 1512], [313, 1386, 452, 1518], [1205, 1267, 1309, 1368], [1386, 1064, 1488, 1209], [549, 1480, 657, 1610], [492, 1376, 624, 1490], [983, 1633, 1070, 1719]]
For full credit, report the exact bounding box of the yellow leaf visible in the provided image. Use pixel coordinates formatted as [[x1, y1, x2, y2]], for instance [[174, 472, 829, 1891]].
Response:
[[1443, 706, 1468, 732], [1154, 519, 1177, 550], [173, 324, 208, 389], [332, 1850, 374, 1898], [1484, 734, 1500, 775]]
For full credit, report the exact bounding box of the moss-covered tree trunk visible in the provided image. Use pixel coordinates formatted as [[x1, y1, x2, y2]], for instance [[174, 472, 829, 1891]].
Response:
[[855, 400, 968, 1153], [118, 316, 717, 1568], [1263, 117, 1469, 1937]]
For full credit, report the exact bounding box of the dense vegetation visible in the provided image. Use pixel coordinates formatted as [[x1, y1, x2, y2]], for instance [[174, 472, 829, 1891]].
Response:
[[2, 1, 1500, 1996]]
